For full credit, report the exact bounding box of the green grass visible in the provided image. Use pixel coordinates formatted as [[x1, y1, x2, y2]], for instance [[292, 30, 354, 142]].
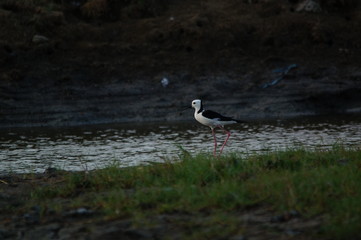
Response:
[[30, 146, 361, 239]]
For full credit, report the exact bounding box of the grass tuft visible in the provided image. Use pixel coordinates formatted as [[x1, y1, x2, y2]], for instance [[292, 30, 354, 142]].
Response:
[[30, 145, 361, 239]]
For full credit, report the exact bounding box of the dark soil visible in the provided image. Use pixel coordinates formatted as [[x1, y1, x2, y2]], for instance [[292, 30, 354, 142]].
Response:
[[0, 171, 322, 240], [1, 0, 361, 128]]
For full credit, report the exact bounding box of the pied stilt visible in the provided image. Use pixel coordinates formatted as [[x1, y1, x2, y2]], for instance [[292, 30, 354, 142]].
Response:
[[191, 99, 242, 156]]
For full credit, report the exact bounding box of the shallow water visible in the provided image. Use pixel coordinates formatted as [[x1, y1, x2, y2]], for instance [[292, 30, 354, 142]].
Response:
[[1, 116, 360, 174]]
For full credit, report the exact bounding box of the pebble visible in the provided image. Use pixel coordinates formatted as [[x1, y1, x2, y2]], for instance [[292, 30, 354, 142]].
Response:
[[32, 35, 49, 44], [161, 77, 169, 87], [296, 0, 322, 13], [63, 207, 94, 217]]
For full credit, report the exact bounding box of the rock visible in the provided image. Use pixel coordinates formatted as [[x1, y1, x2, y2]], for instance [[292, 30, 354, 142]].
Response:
[[161, 77, 169, 87], [63, 207, 94, 217], [296, 0, 322, 13], [32, 35, 49, 44]]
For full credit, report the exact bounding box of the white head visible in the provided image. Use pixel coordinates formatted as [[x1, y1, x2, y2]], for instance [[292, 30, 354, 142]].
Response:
[[191, 99, 202, 111]]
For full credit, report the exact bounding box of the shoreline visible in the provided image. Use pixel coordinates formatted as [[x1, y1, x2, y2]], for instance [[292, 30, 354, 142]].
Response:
[[1, 147, 360, 239]]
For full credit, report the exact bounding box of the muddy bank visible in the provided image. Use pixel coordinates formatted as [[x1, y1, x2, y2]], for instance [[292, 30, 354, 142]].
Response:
[[1, 0, 361, 128], [3, 145, 360, 240], [0, 170, 321, 240], [1, 64, 360, 128]]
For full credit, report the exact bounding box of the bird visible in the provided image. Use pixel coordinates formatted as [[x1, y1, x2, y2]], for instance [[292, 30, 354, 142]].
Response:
[[191, 99, 243, 156]]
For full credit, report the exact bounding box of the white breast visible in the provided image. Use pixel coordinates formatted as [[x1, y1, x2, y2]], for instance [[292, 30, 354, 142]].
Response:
[[195, 111, 218, 128]]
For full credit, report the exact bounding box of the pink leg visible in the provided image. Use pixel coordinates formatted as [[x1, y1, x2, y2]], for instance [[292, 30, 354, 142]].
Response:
[[219, 127, 231, 155], [211, 128, 217, 157]]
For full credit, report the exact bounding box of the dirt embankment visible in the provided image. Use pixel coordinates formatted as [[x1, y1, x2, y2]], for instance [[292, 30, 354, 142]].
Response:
[[0, 168, 322, 240], [1, 0, 361, 128]]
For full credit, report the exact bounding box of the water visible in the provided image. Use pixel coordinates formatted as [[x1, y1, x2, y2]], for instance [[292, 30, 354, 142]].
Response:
[[0, 116, 360, 174]]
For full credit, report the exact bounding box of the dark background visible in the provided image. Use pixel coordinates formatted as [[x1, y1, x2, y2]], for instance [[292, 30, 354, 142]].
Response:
[[1, 0, 361, 127]]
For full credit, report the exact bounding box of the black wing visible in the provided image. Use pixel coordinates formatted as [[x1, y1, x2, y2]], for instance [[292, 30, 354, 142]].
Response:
[[202, 110, 235, 121]]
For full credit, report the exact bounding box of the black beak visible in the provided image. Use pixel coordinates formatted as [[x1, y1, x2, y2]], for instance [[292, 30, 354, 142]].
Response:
[[180, 106, 191, 111]]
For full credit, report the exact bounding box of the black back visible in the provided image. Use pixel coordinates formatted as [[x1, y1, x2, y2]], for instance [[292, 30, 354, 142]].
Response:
[[202, 110, 236, 122]]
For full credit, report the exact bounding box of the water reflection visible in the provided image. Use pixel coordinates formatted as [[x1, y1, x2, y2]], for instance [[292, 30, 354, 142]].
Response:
[[0, 116, 360, 174]]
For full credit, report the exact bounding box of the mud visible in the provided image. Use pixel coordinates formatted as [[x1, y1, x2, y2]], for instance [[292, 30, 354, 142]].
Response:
[[0, 0, 361, 128]]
